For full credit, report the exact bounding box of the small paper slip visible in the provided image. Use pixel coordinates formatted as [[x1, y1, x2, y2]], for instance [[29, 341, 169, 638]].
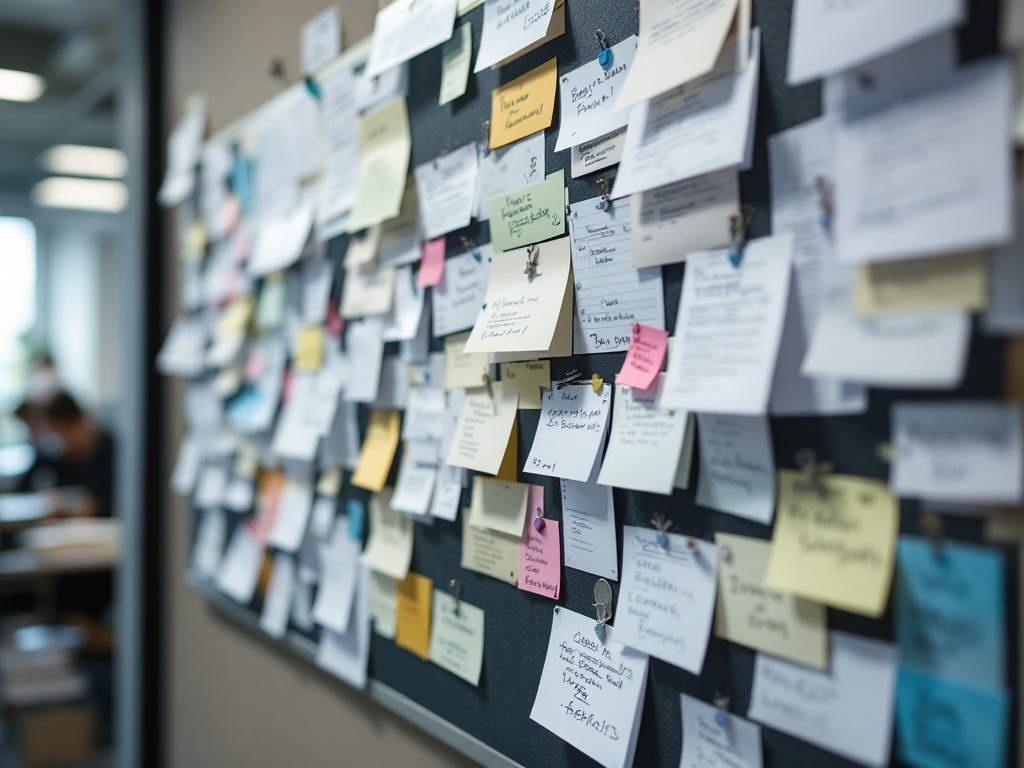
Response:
[[660, 235, 794, 414], [492, 2, 564, 68], [464, 236, 572, 355], [321, 401, 361, 470], [568, 195, 665, 355], [764, 470, 898, 618], [630, 169, 737, 269], [194, 464, 228, 509], [158, 97, 205, 207], [616, 526, 718, 674], [191, 508, 226, 579], [612, 30, 760, 199], [366, 0, 458, 77], [394, 572, 433, 660], [429, 464, 463, 522], [529, 607, 649, 768], [259, 553, 296, 639], [444, 331, 490, 390], [301, 6, 340, 75], [474, 0, 555, 72], [347, 98, 412, 232], [215, 524, 264, 604], [834, 58, 1014, 265], [617, 325, 668, 389], [488, 58, 558, 150], [249, 194, 315, 277], [414, 143, 478, 240], [487, 170, 565, 253], [383, 266, 425, 341], [446, 382, 518, 474], [616, 0, 740, 109], [524, 386, 611, 482], [788, 0, 962, 85], [311, 516, 362, 633], [554, 36, 637, 151], [891, 401, 1024, 505], [319, 64, 360, 222], [713, 533, 827, 668], [695, 414, 776, 525], [439, 23, 472, 105], [500, 360, 550, 409], [468, 477, 528, 537], [170, 436, 203, 496], [295, 326, 324, 372], [390, 448, 438, 517], [292, 580, 315, 632], [474, 134, 545, 221], [856, 252, 988, 316], [378, 181, 421, 267], [403, 387, 446, 443], [679, 693, 763, 768], [428, 590, 485, 685], [559, 479, 618, 580], [316, 564, 371, 690], [432, 245, 492, 337], [267, 478, 315, 553], [750, 632, 897, 768], [570, 128, 626, 178], [461, 514, 519, 584], [341, 262, 396, 319], [156, 317, 207, 377], [350, 410, 401, 492], [896, 537, 1006, 690], [596, 378, 690, 496], [418, 238, 446, 289], [355, 62, 408, 114], [368, 570, 397, 638], [518, 486, 560, 599], [361, 489, 414, 580], [895, 669, 1009, 768]]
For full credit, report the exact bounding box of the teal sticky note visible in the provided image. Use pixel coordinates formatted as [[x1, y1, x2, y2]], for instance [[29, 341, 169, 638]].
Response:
[[347, 499, 365, 540], [896, 668, 1008, 768], [895, 537, 1005, 690]]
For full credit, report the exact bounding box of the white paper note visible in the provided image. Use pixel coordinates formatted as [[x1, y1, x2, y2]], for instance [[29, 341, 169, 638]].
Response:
[[570, 128, 627, 178], [301, 6, 341, 75], [475, 134, 545, 221], [391, 451, 439, 517], [984, 183, 1024, 334], [474, 0, 556, 72], [414, 143, 479, 240], [440, 23, 473, 105], [156, 317, 207, 378], [268, 478, 315, 553], [560, 478, 618, 580], [316, 564, 371, 689], [191, 507, 226, 579], [216, 524, 264, 604], [430, 464, 463, 522], [259, 553, 296, 639], [341, 262, 396, 318], [343, 317, 386, 403], [311, 515, 362, 633], [366, 0, 458, 77], [555, 36, 638, 151], [525, 386, 611, 481], [679, 693, 763, 768], [432, 245, 493, 337], [695, 414, 776, 525]]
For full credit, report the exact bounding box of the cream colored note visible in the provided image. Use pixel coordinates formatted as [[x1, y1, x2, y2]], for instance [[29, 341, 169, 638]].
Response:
[[714, 532, 828, 668], [765, 470, 898, 618], [369, 571, 398, 638], [487, 170, 566, 253], [444, 331, 491, 390], [461, 514, 520, 584], [439, 23, 472, 106], [468, 477, 529, 536], [429, 590, 485, 685], [855, 252, 989, 315], [347, 98, 412, 232], [361, 489, 414, 581], [500, 360, 551, 408], [446, 381, 519, 474], [489, 58, 558, 150], [351, 410, 401, 492]]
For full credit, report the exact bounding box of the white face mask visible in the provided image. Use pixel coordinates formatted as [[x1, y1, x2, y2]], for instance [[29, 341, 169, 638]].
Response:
[[27, 369, 59, 402]]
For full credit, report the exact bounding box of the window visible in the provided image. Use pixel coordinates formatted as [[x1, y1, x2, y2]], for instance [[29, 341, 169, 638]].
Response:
[[0, 216, 37, 412]]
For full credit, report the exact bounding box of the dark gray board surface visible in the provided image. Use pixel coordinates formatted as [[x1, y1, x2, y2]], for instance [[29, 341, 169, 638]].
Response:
[[192, 0, 1020, 765]]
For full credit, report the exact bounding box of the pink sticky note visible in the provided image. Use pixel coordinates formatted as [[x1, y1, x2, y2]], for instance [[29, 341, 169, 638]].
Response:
[[326, 299, 345, 336], [616, 323, 669, 390], [518, 485, 561, 600], [418, 237, 446, 288], [281, 367, 295, 403]]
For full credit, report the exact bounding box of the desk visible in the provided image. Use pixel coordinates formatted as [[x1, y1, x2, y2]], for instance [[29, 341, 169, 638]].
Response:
[[0, 547, 118, 584], [0, 495, 51, 533]]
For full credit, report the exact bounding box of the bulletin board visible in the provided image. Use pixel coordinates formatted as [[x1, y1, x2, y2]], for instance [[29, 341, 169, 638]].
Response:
[[187, 0, 1021, 766]]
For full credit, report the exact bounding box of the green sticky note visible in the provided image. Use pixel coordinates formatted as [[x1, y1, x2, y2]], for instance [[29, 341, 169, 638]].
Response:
[[487, 169, 565, 252]]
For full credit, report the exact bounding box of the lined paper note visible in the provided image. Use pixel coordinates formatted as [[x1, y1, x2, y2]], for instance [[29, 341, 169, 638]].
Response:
[[560, 479, 618, 580]]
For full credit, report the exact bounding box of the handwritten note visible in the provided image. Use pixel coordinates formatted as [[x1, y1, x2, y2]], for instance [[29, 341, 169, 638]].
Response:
[[475, 133, 545, 220], [695, 414, 776, 524], [444, 331, 491, 390], [517, 486, 560, 599], [555, 36, 637, 151], [301, 6, 340, 75], [446, 381, 518, 474], [679, 693, 763, 768], [487, 169, 565, 252], [714, 532, 827, 668], [319, 64, 360, 222], [347, 97, 412, 233], [350, 410, 401, 492], [475, 0, 555, 72], [366, 0, 458, 77], [414, 143, 478, 240], [395, 572, 433, 660], [765, 470, 898, 618], [749, 632, 898, 768], [439, 23, 472, 105], [560, 479, 618, 580], [461, 513, 519, 584], [525, 386, 611, 482], [489, 58, 558, 150], [361, 489, 414, 580], [570, 127, 626, 178], [500, 359, 550, 409], [530, 607, 649, 768], [429, 589, 485, 685], [569, 195, 665, 355], [432, 246, 492, 336], [617, 325, 668, 390]]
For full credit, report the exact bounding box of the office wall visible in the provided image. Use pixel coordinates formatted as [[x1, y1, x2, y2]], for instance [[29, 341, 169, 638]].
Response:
[[162, 2, 478, 767]]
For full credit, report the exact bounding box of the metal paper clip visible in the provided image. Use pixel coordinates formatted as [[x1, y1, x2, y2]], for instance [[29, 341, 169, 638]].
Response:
[[596, 29, 613, 68], [593, 579, 614, 642], [555, 370, 582, 389], [728, 205, 753, 267], [449, 579, 462, 616], [794, 448, 834, 496], [523, 243, 539, 281], [596, 178, 612, 211]]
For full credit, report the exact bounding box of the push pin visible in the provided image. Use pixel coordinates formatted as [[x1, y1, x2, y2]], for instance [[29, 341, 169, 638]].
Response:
[[524, 243, 539, 281], [482, 371, 494, 402], [593, 579, 614, 642], [533, 505, 546, 531], [304, 76, 321, 100], [728, 205, 753, 267], [814, 176, 833, 232], [596, 30, 613, 69], [652, 513, 673, 548], [712, 695, 731, 727], [449, 579, 462, 616], [591, 373, 604, 393], [481, 120, 491, 157], [596, 178, 612, 211]]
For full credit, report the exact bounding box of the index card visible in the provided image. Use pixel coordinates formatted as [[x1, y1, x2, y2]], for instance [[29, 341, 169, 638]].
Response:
[[191, 507, 226, 579], [488, 58, 558, 149], [474, 0, 555, 72], [559, 479, 618, 580], [268, 478, 315, 552], [530, 607, 649, 768], [525, 386, 611, 482], [395, 572, 433, 660], [554, 36, 637, 151], [439, 22, 472, 106], [834, 58, 1014, 265], [414, 142, 479, 240], [660, 234, 794, 414], [569, 195, 665, 355], [749, 632, 897, 768], [341, 262, 396, 318], [788, 0, 962, 85], [695, 414, 776, 525], [856, 252, 989, 316], [630, 169, 738, 269], [432, 246, 492, 337], [487, 170, 565, 252], [616, 526, 718, 674], [259, 553, 296, 639], [343, 317, 386, 403], [301, 5, 340, 75], [429, 589, 485, 685], [612, 30, 760, 199], [444, 331, 490, 390], [892, 401, 1024, 505], [361, 489, 414, 580], [713, 533, 827, 668], [390, 449, 438, 517], [368, 570, 397, 638], [896, 537, 1006, 690], [312, 515, 361, 633], [765, 470, 898, 618], [156, 317, 207, 377], [347, 98, 412, 232], [570, 127, 627, 178], [350, 410, 401, 492], [474, 134, 545, 221], [316, 564, 371, 689], [500, 360, 550, 409], [446, 382, 518, 474], [461, 514, 520, 584], [216, 524, 264, 604], [355, 62, 408, 114], [469, 477, 528, 537], [616, 0, 740, 109], [366, 0, 457, 77], [596, 379, 690, 496], [680, 693, 763, 768]]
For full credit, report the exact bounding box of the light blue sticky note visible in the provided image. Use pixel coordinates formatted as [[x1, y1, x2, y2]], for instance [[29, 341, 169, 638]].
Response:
[[347, 499, 365, 540], [896, 668, 1008, 768], [895, 537, 1005, 690]]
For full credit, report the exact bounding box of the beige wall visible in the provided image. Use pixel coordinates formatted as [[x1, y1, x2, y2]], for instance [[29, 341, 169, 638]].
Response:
[[162, 3, 478, 766]]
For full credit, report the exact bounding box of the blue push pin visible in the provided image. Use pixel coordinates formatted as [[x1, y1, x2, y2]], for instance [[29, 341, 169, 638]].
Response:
[[596, 30, 613, 69], [304, 76, 321, 100], [815, 176, 833, 233], [652, 513, 673, 548], [728, 208, 750, 268], [713, 695, 730, 728]]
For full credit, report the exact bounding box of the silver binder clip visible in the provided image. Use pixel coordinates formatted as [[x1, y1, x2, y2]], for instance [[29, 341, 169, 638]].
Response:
[[596, 178, 612, 211], [593, 579, 614, 642], [523, 243, 539, 281], [555, 370, 582, 389]]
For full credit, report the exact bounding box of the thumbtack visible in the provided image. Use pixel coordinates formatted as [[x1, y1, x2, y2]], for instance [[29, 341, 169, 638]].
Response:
[[524, 243, 539, 281], [713, 694, 731, 727], [591, 373, 604, 393], [533, 505, 546, 531], [593, 579, 614, 642], [596, 30, 613, 68], [304, 76, 321, 100], [728, 205, 753, 267], [652, 513, 673, 548], [596, 177, 612, 211]]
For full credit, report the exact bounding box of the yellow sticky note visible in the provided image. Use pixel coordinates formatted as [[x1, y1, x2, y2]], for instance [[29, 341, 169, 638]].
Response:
[[444, 331, 491, 390], [348, 97, 412, 232], [460, 514, 519, 585], [295, 326, 324, 372], [764, 470, 898, 618], [351, 410, 401, 492], [395, 572, 433, 661], [490, 58, 558, 150], [856, 252, 989, 315], [182, 219, 208, 262], [500, 360, 551, 409], [714, 532, 828, 668], [217, 297, 254, 337], [493, 417, 518, 482]]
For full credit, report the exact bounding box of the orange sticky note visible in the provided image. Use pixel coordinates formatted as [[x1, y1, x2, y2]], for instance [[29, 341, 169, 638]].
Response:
[[395, 572, 433, 660], [490, 58, 557, 150], [616, 323, 668, 390], [418, 237, 446, 288], [351, 410, 401, 492]]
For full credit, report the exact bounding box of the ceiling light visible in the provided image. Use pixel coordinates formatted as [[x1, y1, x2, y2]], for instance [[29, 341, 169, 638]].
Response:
[[0, 69, 46, 103], [32, 177, 128, 213], [41, 145, 128, 178]]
